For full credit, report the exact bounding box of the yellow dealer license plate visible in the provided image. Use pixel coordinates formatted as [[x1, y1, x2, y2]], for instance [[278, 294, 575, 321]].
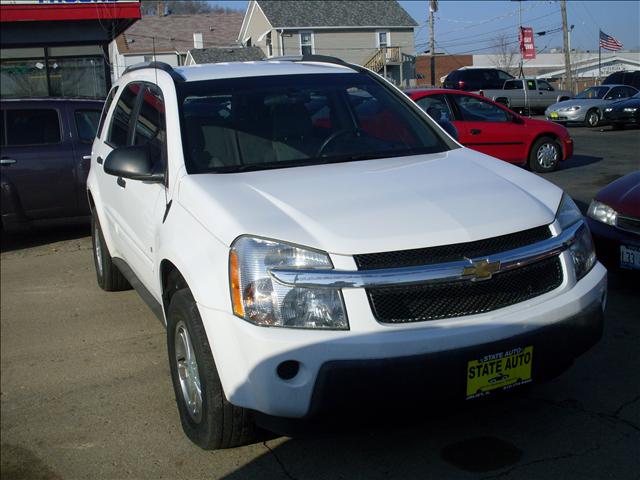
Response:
[[550, 111, 559, 119], [466, 346, 533, 400]]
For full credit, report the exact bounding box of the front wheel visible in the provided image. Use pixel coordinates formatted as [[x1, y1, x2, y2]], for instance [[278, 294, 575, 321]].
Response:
[[529, 136, 561, 173], [167, 289, 255, 450], [584, 109, 600, 128]]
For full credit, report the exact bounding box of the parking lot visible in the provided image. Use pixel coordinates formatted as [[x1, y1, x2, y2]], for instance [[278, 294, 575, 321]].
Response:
[[1, 125, 638, 480]]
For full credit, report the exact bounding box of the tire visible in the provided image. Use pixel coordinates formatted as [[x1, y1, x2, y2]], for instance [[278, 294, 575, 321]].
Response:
[[584, 109, 600, 128], [528, 136, 561, 173], [167, 289, 255, 450], [92, 213, 131, 291]]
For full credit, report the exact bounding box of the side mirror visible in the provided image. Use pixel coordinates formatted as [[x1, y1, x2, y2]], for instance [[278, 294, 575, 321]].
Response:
[[511, 114, 525, 125], [104, 146, 164, 183]]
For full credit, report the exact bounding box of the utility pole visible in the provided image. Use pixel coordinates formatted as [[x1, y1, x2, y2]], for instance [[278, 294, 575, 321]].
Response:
[[561, 0, 573, 93], [429, 0, 437, 86]]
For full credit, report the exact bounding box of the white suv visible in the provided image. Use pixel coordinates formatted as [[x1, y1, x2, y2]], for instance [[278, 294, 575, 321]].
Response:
[[88, 58, 607, 450]]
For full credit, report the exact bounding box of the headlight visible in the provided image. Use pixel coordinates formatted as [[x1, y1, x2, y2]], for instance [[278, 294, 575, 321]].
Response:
[[229, 236, 348, 329], [623, 107, 638, 112], [556, 194, 596, 281], [561, 106, 581, 112], [587, 200, 617, 226], [604, 107, 613, 112]]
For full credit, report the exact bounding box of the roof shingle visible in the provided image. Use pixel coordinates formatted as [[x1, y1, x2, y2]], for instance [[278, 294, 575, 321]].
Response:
[[117, 12, 244, 54], [188, 46, 266, 64], [257, 0, 417, 28]]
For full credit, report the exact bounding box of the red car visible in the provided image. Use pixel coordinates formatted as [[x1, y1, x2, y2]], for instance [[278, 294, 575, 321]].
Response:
[[407, 89, 573, 172]]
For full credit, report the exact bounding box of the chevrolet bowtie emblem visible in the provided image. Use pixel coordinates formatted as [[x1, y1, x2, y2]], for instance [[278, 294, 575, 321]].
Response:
[[463, 258, 501, 281]]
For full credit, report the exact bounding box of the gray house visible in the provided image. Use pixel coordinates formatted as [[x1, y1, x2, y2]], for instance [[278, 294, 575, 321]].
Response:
[[238, 0, 418, 85]]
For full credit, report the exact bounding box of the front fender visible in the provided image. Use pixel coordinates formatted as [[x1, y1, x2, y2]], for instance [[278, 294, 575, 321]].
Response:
[[156, 199, 231, 313]]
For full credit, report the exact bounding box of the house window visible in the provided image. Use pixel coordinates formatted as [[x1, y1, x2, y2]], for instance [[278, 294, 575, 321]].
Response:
[[377, 31, 390, 48], [300, 31, 314, 55], [266, 32, 273, 57]]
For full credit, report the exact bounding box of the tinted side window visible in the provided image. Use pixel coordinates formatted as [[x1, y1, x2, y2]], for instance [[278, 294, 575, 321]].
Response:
[[97, 86, 118, 138], [606, 87, 626, 100], [504, 80, 522, 90], [497, 70, 512, 81], [452, 95, 508, 122], [0, 111, 5, 147], [538, 80, 553, 91], [622, 87, 637, 97], [6, 109, 61, 146], [133, 84, 166, 170], [107, 83, 140, 148], [75, 110, 101, 143]]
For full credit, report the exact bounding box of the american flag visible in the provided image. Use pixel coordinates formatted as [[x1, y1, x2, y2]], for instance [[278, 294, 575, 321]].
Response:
[[599, 30, 623, 51]]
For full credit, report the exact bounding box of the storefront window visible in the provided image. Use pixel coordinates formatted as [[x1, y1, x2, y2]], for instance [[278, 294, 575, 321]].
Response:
[[0, 59, 49, 98], [48, 57, 106, 98], [1, 47, 107, 99]]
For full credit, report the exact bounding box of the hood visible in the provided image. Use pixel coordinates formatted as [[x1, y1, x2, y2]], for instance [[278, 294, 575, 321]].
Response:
[[177, 148, 562, 255], [606, 96, 640, 110], [595, 171, 640, 218], [547, 99, 605, 111], [523, 116, 569, 136]]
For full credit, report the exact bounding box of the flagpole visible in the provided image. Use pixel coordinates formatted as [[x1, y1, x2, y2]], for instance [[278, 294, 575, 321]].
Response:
[[598, 30, 601, 82]]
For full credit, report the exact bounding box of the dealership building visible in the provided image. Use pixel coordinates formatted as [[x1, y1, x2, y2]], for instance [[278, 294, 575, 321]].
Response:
[[0, 0, 140, 99]]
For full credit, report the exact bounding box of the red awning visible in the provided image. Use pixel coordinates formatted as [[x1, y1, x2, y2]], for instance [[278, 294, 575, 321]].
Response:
[[0, 2, 141, 23]]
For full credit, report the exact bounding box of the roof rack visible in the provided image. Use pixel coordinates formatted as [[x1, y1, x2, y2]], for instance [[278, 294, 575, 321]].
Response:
[[265, 54, 366, 73], [122, 61, 185, 82]]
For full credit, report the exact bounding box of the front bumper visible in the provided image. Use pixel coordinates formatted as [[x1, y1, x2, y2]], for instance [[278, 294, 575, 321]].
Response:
[[545, 109, 585, 123], [199, 260, 607, 418], [603, 110, 640, 125]]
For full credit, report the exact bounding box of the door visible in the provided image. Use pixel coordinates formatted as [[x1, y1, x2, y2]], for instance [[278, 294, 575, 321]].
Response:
[[448, 93, 527, 164], [69, 105, 102, 214], [537, 80, 557, 108], [100, 82, 168, 291], [0, 106, 78, 220]]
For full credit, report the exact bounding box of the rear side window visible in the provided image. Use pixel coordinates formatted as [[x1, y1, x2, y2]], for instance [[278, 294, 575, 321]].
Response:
[[133, 84, 166, 170], [108, 83, 140, 148], [75, 110, 101, 143], [5, 109, 61, 146], [504, 80, 522, 90], [96, 86, 118, 138]]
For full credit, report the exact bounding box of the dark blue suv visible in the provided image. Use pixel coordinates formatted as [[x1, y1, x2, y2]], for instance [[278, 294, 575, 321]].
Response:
[[1, 98, 104, 231]]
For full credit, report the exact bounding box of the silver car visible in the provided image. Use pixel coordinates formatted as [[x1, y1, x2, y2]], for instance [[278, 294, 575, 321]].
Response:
[[545, 84, 638, 127]]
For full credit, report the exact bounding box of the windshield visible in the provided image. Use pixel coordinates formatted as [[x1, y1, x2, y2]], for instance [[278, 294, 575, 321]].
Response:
[[575, 86, 608, 99], [177, 73, 451, 173]]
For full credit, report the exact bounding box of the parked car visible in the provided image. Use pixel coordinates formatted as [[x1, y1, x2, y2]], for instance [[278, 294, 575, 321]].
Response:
[[587, 171, 640, 271], [480, 78, 571, 114], [1, 98, 104, 231], [545, 84, 639, 127], [602, 92, 640, 129], [602, 70, 640, 90], [443, 68, 514, 91], [89, 58, 606, 450], [407, 88, 573, 172]]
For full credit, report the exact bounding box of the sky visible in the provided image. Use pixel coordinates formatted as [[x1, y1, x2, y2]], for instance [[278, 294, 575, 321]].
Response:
[[210, 0, 639, 54]]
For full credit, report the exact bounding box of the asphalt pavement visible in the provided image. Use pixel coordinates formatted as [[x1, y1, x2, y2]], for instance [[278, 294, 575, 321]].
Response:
[[1, 125, 639, 480]]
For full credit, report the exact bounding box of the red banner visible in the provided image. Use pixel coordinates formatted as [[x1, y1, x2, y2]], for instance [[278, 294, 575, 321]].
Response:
[[519, 27, 536, 60]]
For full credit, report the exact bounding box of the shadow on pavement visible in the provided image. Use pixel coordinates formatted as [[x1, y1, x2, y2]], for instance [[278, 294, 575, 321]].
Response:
[[558, 154, 603, 171], [1, 222, 90, 253]]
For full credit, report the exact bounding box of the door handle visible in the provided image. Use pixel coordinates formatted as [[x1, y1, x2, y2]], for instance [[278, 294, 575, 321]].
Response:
[[97, 156, 104, 165], [470, 129, 482, 135], [117, 177, 126, 188], [82, 155, 92, 161], [0, 158, 17, 165]]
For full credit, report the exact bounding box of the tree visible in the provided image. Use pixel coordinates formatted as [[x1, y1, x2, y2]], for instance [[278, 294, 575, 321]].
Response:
[[493, 32, 518, 75]]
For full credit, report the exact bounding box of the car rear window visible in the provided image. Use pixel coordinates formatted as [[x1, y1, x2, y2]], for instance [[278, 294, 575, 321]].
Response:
[[177, 73, 452, 173], [5, 109, 61, 146]]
